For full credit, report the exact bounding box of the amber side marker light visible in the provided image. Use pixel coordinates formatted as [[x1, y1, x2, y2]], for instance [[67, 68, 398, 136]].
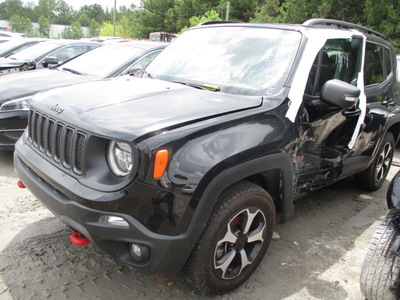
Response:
[[153, 149, 169, 178]]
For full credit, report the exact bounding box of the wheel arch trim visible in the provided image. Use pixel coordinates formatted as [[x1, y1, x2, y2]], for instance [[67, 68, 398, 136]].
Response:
[[187, 153, 295, 240]]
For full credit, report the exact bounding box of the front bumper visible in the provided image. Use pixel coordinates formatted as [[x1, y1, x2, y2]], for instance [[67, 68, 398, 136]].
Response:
[[14, 142, 202, 274]]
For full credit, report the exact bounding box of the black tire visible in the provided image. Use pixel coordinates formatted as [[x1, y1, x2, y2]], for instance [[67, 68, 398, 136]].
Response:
[[184, 181, 276, 295], [360, 210, 400, 300], [355, 132, 395, 191]]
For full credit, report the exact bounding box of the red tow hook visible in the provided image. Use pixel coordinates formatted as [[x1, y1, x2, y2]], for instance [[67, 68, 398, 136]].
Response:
[[17, 180, 26, 188], [70, 232, 90, 246]]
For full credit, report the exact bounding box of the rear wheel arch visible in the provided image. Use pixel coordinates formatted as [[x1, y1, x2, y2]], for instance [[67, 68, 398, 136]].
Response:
[[354, 131, 395, 190], [387, 123, 400, 145]]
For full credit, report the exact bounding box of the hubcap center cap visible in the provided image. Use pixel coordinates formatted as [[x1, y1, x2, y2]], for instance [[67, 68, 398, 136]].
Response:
[[235, 234, 247, 250]]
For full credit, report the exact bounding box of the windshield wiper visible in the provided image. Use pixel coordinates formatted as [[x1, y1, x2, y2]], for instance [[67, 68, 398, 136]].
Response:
[[62, 67, 82, 75], [172, 80, 220, 92]]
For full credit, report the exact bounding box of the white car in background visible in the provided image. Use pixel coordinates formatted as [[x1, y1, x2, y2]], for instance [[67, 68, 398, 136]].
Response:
[[0, 29, 25, 38]]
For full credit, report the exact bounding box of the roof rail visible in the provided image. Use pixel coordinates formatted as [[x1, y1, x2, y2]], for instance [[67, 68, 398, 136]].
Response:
[[303, 18, 386, 40], [200, 20, 239, 26]]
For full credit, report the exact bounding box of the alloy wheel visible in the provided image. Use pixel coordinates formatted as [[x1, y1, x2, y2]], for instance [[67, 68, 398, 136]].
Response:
[[213, 207, 266, 280]]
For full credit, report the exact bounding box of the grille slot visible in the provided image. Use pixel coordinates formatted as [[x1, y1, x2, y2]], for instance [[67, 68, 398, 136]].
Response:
[[28, 109, 87, 174], [64, 128, 74, 166], [47, 119, 55, 155]]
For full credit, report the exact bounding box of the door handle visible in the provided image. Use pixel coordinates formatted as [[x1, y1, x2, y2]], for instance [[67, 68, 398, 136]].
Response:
[[342, 108, 361, 117]]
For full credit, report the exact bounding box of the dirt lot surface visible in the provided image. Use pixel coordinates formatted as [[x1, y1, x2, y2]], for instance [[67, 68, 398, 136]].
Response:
[[1, 149, 400, 300]]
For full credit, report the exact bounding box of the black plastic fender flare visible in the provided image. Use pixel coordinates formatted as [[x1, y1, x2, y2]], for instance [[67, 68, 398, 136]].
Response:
[[184, 152, 294, 250]]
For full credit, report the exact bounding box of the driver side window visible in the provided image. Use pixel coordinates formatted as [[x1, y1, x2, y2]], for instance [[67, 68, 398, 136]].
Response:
[[305, 38, 362, 97]]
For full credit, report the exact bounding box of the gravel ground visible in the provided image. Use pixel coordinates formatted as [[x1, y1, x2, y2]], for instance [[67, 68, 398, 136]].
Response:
[[1, 149, 399, 300]]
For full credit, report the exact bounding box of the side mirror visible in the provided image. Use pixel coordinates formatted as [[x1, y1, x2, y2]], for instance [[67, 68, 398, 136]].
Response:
[[42, 57, 58, 68], [320, 79, 360, 109], [128, 66, 143, 76]]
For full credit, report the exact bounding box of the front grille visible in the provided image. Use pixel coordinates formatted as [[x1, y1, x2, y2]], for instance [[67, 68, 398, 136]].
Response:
[[28, 109, 87, 174]]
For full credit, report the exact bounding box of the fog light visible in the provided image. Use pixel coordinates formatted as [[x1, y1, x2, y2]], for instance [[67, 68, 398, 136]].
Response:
[[131, 243, 142, 256], [99, 215, 129, 227], [130, 243, 150, 262]]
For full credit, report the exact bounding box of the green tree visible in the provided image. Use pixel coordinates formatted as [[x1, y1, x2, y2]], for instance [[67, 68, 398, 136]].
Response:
[[180, 10, 221, 32], [24, 1, 37, 21], [115, 4, 142, 38], [99, 21, 123, 37], [251, 0, 281, 23], [138, 0, 175, 36], [61, 21, 84, 39], [162, 0, 220, 33], [38, 15, 51, 37], [278, 0, 309, 23], [220, 0, 258, 22], [89, 19, 101, 37], [8, 14, 33, 35], [33, 0, 57, 23], [79, 4, 106, 24], [251, 0, 366, 24], [77, 13, 91, 27], [365, 0, 400, 49], [0, 0, 27, 19], [331, 0, 366, 24], [55, 0, 74, 25]]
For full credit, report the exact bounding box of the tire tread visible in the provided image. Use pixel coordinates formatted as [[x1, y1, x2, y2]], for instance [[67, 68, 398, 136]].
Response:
[[360, 210, 400, 300]]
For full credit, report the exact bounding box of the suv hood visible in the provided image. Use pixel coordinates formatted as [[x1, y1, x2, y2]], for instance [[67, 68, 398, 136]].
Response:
[[32, 77, 263, 141], [0, 69, 98, 103]]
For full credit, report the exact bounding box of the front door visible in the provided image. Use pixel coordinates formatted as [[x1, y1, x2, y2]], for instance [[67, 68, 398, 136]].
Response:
[[295, 36, 365, 195]]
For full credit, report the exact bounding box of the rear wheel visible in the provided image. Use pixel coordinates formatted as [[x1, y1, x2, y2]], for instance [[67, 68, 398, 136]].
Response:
[[184, 181, 276, 295], [360, 210, 400, 300], [355, 132, 394, 191]]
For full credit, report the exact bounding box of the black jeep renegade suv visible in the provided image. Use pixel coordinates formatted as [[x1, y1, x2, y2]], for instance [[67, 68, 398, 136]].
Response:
[[14, 19, 400, 294]]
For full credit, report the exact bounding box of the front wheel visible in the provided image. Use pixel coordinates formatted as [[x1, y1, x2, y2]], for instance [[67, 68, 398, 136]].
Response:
[[355, 132, 394, 191], [184, 181, 276, 295], [360, 210, 400, 300]]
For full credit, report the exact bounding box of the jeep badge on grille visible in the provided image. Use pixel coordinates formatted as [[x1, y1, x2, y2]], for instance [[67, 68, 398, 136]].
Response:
[[50, 104, 64, 114]]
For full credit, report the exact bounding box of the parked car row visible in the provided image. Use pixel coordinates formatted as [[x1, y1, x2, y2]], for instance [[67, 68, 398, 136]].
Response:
[[0, 38, 46, 58], [0, 40, 166, 150], [0, 39, 101, 76], [2, 19, 400, 296]]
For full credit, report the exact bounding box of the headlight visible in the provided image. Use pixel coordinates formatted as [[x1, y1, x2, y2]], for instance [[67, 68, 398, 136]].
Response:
[[107, 141, 133, 176], [0, 97, 31, 112]]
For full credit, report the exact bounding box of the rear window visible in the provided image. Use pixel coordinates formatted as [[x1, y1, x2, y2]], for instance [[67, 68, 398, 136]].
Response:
[[364, 42, 392, 86]]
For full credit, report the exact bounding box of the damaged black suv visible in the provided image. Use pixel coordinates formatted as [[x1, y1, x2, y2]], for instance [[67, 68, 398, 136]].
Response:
[[14, 19, 400, 295]]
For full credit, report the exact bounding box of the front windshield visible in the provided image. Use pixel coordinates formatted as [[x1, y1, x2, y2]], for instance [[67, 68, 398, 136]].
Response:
[[146, 26, 301, 96], [60, 44, 145, 77], [9, 41, 60, 61]]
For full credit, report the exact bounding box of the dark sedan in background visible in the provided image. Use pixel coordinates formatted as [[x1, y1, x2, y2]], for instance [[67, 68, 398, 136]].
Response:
[[0, 39, 100, 76], [0, 40, 167, 150]]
